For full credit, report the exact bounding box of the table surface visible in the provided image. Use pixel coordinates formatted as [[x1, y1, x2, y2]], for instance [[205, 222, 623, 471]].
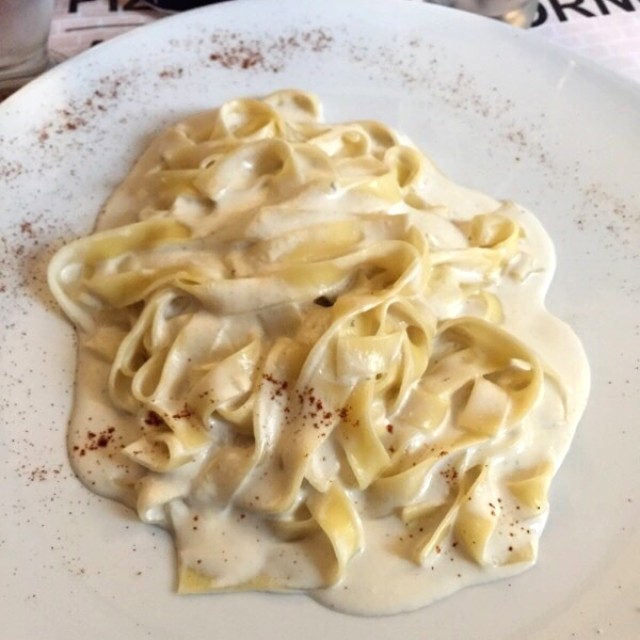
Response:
[[47, 0, 640, 85]]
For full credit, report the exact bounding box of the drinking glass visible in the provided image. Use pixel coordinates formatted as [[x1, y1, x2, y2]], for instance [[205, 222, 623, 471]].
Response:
[[0, 0, 55, 94]]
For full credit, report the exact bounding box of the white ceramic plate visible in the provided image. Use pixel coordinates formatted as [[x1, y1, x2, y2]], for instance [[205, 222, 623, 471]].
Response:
[[1, 1, 638, 638]]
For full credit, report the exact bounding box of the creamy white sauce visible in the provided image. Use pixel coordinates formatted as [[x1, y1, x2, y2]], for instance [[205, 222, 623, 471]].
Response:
[[54, 91, 590, 616]]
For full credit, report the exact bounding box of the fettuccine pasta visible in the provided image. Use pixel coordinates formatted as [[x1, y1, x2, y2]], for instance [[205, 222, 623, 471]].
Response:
[[48, 90, 589, 615]]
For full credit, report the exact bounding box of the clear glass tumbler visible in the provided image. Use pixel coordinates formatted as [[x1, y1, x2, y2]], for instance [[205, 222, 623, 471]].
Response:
[[0, 0, 55, 93]]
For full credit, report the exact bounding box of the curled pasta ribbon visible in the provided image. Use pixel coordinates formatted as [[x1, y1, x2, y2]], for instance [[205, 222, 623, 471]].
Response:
[[48, 218, 191, 331], [506, 461, 554, 516], [369, 434, 482, 516], [123, 431, 199, 472], [337, 380, 392, 489], [307, 483, 364, 585], [401, 464, 488, 564], [403, 461, 550, 567], [425, 316, 544, 431], [187, 338, 262, 433]]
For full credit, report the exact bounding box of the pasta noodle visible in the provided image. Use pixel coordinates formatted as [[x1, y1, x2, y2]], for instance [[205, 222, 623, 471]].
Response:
[[48, 90, 589, 614]]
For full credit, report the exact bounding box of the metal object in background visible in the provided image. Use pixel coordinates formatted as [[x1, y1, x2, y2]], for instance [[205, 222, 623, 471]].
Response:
[[142, 0, 231, 11]]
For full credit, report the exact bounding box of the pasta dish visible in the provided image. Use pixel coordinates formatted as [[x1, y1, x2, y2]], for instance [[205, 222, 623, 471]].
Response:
[[48, 90, 589, 614]]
